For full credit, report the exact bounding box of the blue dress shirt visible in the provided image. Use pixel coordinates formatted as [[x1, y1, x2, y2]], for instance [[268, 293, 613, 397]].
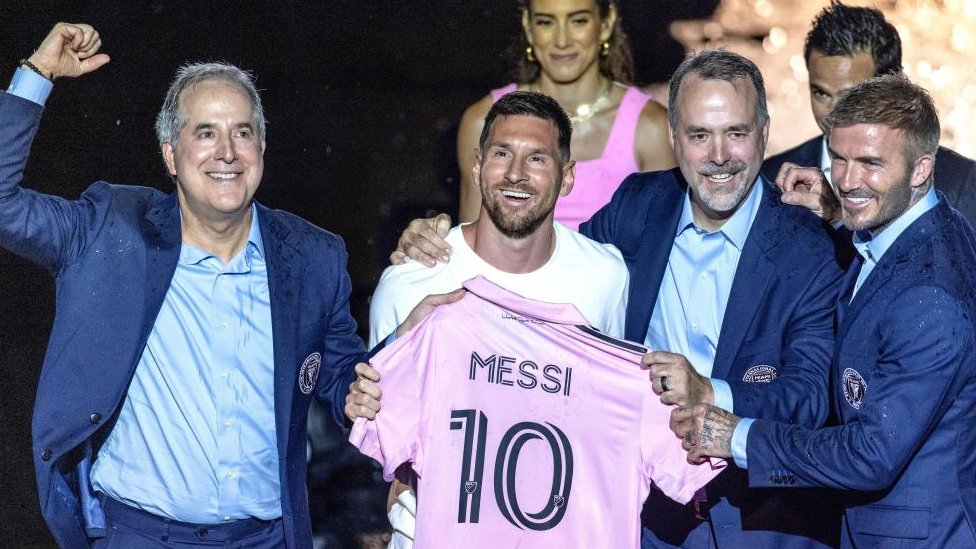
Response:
[[646, 179, 764, 411], [851, 187, 939, 298], [89, 208, 280, 522], [732, 187, 940, 467]]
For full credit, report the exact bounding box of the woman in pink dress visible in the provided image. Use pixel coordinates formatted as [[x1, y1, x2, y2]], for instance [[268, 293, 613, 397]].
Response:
[[456, 0, 677, 230]]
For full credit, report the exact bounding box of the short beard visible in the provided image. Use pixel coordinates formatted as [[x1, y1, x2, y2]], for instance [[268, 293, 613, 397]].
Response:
[[485, 199, 549, 239], [694, 163, 753, 214], [842, 170, 914, 233]]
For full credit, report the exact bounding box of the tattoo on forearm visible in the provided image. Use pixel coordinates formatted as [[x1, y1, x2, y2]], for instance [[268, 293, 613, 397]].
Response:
[[699, 406, 735, 456]]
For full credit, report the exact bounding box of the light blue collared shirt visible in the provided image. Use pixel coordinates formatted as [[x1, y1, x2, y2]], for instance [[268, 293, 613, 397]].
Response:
[[732, 187, 941, 468], [646, 179, 764, 412], [852, 187, 939, 298], [90, 206, 281, 523], [7, 66, 54, 105]]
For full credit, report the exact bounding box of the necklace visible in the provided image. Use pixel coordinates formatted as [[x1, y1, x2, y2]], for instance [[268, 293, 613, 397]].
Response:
[[529, 79, 614, 126], [568, 79, 613, 125]]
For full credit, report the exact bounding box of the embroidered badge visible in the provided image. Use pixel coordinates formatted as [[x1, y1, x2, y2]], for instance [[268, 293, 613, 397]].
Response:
[[299, 352, 322, 395], [742, 365, 777, 383], [842, 368, 867, 409]]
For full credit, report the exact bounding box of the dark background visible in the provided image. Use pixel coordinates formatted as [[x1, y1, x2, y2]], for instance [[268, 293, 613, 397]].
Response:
[[0, 1, 717, 546]]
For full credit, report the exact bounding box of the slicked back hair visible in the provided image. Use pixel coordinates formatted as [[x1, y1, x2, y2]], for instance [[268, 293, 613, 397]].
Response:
[[668, 49, 769, 130], [826, 75, 939, 169], [479, 91, 573, 164], [804, 1, 902, 76], [155, 62, 266, 151]]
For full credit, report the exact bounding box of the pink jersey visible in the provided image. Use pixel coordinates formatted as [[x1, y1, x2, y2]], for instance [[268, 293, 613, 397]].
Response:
[[350, 277, 723, 548]]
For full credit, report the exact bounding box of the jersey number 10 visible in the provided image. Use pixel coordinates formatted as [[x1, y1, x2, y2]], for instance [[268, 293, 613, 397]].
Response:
[[450, 408, 574, 530]]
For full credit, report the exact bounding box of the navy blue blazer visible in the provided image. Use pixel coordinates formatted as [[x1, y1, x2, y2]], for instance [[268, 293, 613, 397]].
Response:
[[763, 135, 976, 226], [747, 199, 976, 547], [0, 92, 364, 548], [580, 169, 846, 547]]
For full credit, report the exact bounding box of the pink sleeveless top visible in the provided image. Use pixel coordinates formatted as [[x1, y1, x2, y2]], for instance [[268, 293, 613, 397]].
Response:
[[491, 84, 651, 230]]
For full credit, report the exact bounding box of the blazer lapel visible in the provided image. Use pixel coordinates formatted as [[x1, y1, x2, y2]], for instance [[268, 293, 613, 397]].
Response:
[[712, 181, 778, 381], [835, 253, 862, 328], [258, 204, 305, 454], [838, 201, 947, 339], [142, 192, 182, 333], [624, 174, 686, 342]]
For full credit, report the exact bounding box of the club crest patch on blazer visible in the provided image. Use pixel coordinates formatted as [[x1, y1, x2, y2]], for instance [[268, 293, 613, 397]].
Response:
[[299, 352, 322, 394], [742, 365, 777, 383], [842, 368, 867, 409]]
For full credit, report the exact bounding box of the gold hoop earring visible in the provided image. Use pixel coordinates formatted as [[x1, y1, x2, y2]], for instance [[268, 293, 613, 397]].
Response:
[[601, 41, 610, 57], [526, 45, 536, 62]]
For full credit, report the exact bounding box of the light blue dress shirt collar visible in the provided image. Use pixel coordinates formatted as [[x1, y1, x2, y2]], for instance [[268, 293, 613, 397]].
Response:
[[675, 177, 762, 250], [851, 187, 939, 298], [180, 204, 265, 266], [852, 186, 939, 270]]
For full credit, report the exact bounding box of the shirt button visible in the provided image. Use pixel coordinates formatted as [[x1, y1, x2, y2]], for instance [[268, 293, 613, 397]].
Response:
[[691, 321, 700, 331], [700, 272, 709, 280], [90, 413, 101, 424], [41, 449, 53, 461], [220, 321, 228, 329], [223, 515, 232, 522]]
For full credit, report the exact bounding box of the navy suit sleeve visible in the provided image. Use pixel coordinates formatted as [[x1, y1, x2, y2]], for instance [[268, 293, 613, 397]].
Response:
[[315, 238, 365, 428], [0, 92, 104, 273], [746, 285, 974, 490], [729, 254, 842, 425]]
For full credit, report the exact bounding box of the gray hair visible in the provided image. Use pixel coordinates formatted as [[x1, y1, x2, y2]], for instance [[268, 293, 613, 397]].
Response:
[[668, 49, 769, 130], [155, 62, 266, 150]]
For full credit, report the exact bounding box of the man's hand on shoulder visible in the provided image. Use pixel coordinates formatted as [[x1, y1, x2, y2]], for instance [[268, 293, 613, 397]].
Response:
[[390, 214, 453, 267], [30, 22, 110, 80], [775, 162, 842, 224]]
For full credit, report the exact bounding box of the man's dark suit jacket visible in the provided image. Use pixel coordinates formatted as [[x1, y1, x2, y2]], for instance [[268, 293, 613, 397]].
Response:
[[763, 135, 976, 226], [580, 169, 846, 548], [747, 198, 976, 547], [0, 92, 364, 548]]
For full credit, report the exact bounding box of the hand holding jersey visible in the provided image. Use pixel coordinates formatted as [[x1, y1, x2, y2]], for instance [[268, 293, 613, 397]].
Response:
[[351, 277, 724, 547], [643, 351, 716, 408]]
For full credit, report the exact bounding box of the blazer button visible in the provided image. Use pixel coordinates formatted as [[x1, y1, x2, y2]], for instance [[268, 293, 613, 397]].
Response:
[[90, 413, 102, 424], [41, 449, 53, 461]]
